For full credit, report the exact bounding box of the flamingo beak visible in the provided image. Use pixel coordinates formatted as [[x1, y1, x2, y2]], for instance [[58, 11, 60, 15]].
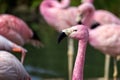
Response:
[[12, 48, 22, 52], [58, 32, 67, 43], [58, 28, 73, 43]]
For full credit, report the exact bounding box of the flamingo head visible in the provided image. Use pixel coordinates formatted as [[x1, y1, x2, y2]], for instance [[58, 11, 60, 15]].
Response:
[[76, 2, 95, 26], [58, 25, 89, 43]]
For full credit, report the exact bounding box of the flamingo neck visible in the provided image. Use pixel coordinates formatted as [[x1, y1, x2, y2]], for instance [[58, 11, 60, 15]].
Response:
[[72, 40, 87, 80], [60, 0, 70, 8], [82, 5, 94, 27], [40, 1, 57, 17]]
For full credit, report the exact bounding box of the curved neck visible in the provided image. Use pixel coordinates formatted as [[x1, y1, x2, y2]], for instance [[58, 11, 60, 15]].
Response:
[[40, 0, 60, 15], [81, 3, 95, 27], [60, 0, 70, 8], [72, 40, 87, 80]]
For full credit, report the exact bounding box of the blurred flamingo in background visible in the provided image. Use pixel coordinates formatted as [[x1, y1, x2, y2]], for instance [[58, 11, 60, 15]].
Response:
[[92, 10, 120, 80], [40, 0, 81, 79], [0, 50, 31, 80], [0, 14, 43, 47], [89, 24, 120, 80], [81, 0, 120, 25], [58, 25, 89, 80], [80, 0, 120, 80], [0, 35, 27, 63], [40, 0, 78, 31], [77, 2, 120, 80]]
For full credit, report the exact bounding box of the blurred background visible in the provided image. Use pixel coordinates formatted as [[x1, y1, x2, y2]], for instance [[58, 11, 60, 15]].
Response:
[[0, 0, 120, 80]]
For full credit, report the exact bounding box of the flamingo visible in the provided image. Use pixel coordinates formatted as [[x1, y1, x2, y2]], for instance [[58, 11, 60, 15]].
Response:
[[81, 0, 120, 26], [58, 25, 89, 80], [91, 9, 120, 80], [77, 2, 120, 80], [0, 35, 27, 63], [81, 0, 120, 79], [89, 24, 120, 80], [40, 0, 80, 79], [40, 0, 79, 31], [0, 50, 31, 80], [0, 14, 43, 47]]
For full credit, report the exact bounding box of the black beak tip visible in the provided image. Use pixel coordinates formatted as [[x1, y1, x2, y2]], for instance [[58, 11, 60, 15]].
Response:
[[57, 32, 67, 44], [77, 21, 83, 25]]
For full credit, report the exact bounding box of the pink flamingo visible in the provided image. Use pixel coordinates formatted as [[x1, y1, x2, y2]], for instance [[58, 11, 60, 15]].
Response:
[[58, 25, 89, 80], [81, 0, 120, 25], [77, 2, 120, 80], [79, 0, 120, 80], [0, 35, 27, 64], [89, 24, 120, 80], [0, 14, 43, 47], [0, 50, 31, 80], [40, 0, 78, 31], [40, 0, 80, 79]]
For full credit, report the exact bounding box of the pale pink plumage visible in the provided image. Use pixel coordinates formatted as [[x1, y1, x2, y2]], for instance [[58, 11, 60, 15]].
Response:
[[0, 14, 42, 47], [0, 51, 31, 80], [93, 10, 120, 25], [40, 0, 79, 31], [78, 1, 120, 57], [81, 0, 120, 26], [78, 2, 120, 79], [88, 24, 120, 80], [0, 35, 27, 63], [89, 24, 120, 57]]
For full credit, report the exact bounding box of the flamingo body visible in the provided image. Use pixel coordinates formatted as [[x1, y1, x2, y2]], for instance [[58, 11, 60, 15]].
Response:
[[93, 10, 120, 25], [0, 14, 43, 47], [78, 1, 120, 57], [0, 14, 33, 45], [40, 0, 78, 31], [89, 24, 120, 57], [0, 51, 31, 80], [78, 1, 120, 79]]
